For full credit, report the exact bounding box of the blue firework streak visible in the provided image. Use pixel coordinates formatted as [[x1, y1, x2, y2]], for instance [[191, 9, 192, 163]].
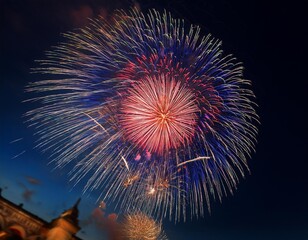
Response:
[[26, 9, 259, 221]]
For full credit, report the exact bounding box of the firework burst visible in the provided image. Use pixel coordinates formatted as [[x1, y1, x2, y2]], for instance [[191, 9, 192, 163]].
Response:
[[26, 8, 259, 221], [120, 212, 167, 240], [120, 74, 198, 155]]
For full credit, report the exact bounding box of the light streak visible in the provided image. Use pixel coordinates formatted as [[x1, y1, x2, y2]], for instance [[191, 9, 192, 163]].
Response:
[[177, 156, 211, 167]]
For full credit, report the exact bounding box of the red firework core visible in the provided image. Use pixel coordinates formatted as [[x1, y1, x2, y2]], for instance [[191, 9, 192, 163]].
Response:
[[120, 74, 198, 155]]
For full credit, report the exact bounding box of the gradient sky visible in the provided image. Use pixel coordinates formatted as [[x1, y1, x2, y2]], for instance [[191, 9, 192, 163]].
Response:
[[1, 1, 307, 239]]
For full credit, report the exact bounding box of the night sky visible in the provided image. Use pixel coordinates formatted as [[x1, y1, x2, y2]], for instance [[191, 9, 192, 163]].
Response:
[[0, 1, 307, 240]]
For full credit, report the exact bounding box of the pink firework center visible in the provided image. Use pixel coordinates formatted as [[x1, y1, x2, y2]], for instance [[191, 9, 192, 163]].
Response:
[[120, 74, 199, 155]]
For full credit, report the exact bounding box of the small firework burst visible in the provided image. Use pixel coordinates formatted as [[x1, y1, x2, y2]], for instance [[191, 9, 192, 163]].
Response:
[[26, 8, 259, 221], [120, 74, 198, 155], [120, 213, 167, 240]]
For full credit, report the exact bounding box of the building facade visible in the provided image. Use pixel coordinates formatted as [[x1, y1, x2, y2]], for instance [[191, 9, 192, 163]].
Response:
[[0, 189, 82, 240]]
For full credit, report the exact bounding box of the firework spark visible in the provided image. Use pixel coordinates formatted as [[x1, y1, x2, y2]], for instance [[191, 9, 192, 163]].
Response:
[[120, 74, 198, 154], [120, 213, 167, 240], [26, 8, 259, 221]]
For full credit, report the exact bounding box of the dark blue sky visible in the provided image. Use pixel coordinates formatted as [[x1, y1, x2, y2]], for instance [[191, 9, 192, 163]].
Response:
[[1, 1, 307, 239]]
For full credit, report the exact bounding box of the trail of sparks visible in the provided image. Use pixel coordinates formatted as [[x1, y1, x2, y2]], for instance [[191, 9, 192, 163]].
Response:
[[83, 112, 109, 134], [177, 156, 211, 167], [121, 156, 130, 171]]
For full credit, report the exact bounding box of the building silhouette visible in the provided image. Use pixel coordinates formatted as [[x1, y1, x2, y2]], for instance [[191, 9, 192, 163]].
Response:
[[0, 188, 82, 240]]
